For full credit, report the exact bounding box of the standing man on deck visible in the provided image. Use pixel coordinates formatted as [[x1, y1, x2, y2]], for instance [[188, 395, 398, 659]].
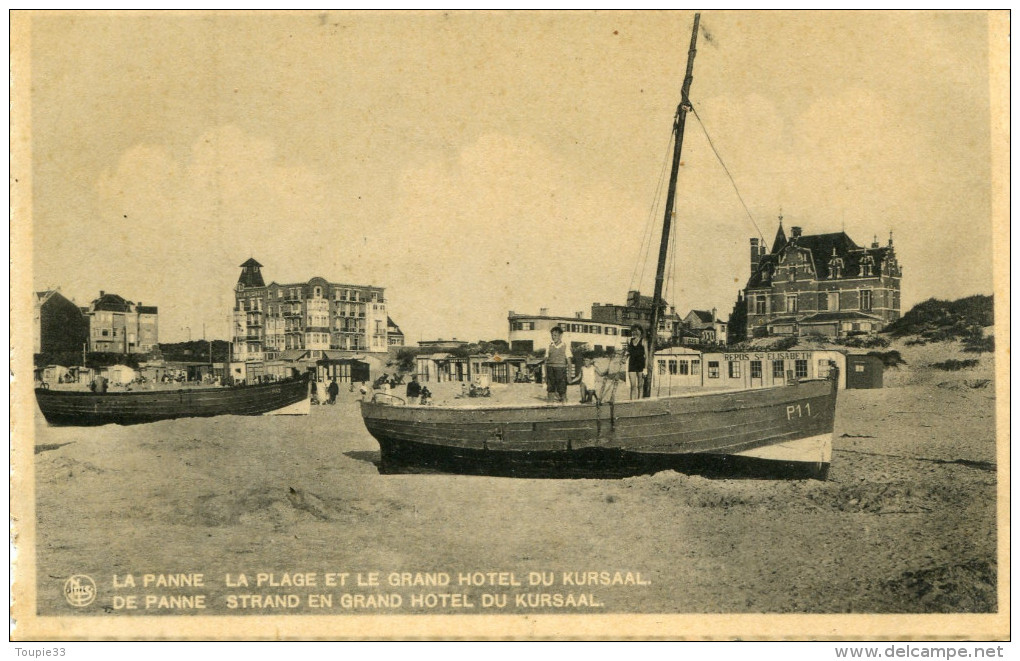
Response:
[[406, 374, 422, 405], [546, 326, 572, 403]]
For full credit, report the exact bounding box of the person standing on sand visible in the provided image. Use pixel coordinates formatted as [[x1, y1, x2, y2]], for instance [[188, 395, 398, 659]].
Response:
[[546, 326, 572, 403], [327, 378, 340, 405], [627, 325, 647, 400]]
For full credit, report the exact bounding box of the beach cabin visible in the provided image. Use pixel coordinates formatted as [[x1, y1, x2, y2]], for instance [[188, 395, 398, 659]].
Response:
[[416, 353, 471, 383], [651, 347, 703, 391], [476, 354, 529, 384], [701, 349, 847, 391], [103, 364, 137, 385], [316, 353, 370, 384], [41, 365, 69, 385], [845, 353, 884, 389]]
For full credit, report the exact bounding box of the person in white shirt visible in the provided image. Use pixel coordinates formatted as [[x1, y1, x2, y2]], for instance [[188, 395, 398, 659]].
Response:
[[570, 354, 607, 403]]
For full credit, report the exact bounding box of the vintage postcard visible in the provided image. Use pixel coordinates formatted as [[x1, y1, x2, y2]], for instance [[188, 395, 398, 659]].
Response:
[[11, 10, 1009, 640]]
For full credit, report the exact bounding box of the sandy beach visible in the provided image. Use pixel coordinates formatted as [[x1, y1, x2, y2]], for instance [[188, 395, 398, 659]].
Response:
[[30, 340, 997, 615]]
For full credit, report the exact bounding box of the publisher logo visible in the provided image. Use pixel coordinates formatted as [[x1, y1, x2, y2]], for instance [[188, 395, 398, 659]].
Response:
[[63, 575, 96, 607]]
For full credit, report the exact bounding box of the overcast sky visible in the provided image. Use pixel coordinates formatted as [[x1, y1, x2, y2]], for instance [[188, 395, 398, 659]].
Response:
[[25, 11, 998, 343]]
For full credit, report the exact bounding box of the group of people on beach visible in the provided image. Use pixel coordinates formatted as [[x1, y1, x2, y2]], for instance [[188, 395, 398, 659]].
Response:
[[310, 378, 341, 405], [545, 324, 647, 404]]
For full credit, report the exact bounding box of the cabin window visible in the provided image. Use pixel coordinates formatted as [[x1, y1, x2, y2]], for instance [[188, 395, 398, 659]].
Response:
[[817, 359, 830, 377], [750, 360, 762, 379], [795, 360, 808, 379], [755, 295, 766, 315], [728, 361, 740, 378], [861, 289, 873, 311], [708, 361, 720, 378], [668, 360, 678, 375], [691, 359, 701, 373], [772, 360, 785, 379], [658, 360, 666, 375], [678, 360, 689, 376]]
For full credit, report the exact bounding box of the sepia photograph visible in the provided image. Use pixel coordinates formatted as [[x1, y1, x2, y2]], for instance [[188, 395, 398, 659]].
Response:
[[10, 10, 1009, 640]]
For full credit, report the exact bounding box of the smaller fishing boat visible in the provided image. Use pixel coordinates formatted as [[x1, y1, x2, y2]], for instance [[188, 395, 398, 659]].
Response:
[[35, 374, 311, 426]]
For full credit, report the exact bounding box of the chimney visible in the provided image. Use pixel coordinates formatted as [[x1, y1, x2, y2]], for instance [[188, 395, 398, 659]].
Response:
[[575, 312, 583, 319], [711, 307, 717, 321], [872, 235, 880, 249], [539, 307, 548, 317], [750, 238, 761, 272], [99, 290, 105, 297], [791, 226, 802, 239]]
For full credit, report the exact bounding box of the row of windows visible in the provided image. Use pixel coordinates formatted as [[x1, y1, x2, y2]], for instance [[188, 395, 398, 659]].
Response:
[[753, 289, 877, 314], [242, 288, 383, 303], [657, 359, 702, 375], [511, 321, 623, 336], [767, 257, 880, 282], [694, 359, 812, 380]]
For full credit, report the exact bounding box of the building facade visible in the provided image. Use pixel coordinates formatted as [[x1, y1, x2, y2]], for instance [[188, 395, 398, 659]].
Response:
[[681, 309, 728, 344], [590, 290, 681, 342], [508, 309, 629, 355], [387, 317, 405, 346], [33, 289, 89, 355], [84, 291, 159, 354], [232, 259, 395, 362], [743, 223, 902, 339]]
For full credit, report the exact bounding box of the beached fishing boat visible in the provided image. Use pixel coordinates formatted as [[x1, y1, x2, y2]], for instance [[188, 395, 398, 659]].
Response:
[[360, 14, 838, 479], [35, 374, 311, 426]]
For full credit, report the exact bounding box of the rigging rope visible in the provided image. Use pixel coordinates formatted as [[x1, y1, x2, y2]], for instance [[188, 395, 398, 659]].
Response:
[[690, 104, 767, 244], [630, 124, 676, 294]]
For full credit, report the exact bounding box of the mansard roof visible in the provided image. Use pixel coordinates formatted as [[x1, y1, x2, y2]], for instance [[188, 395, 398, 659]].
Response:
[[746, 230, 896, 288]]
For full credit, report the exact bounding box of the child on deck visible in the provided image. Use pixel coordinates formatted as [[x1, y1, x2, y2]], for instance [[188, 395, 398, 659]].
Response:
[[570, 355, 607, 404]]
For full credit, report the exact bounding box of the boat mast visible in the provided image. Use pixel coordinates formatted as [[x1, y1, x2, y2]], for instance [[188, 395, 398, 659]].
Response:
[[645, 12, 700, 398]]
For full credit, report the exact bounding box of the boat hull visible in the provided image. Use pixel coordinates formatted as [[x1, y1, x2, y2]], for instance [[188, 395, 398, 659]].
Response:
[[361, 376, 837, 480], [35, 376, 310, 426]]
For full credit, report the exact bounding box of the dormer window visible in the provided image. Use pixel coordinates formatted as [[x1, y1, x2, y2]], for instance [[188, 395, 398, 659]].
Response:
[[860, 254, 875, 277], [828, 248, 844, 279]]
